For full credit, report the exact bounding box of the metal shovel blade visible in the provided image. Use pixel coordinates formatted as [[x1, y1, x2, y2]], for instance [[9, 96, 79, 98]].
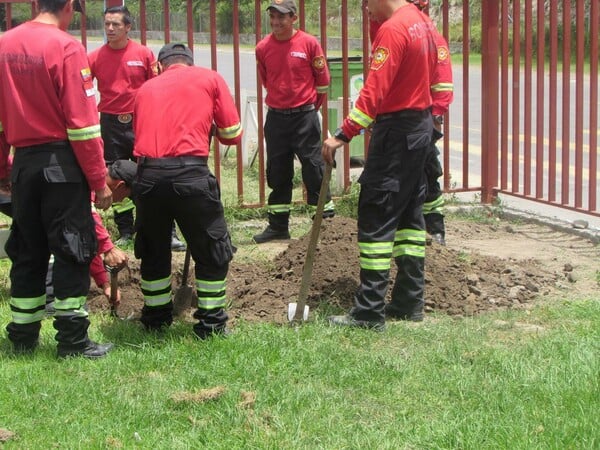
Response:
[[173, 248, 194, 317]]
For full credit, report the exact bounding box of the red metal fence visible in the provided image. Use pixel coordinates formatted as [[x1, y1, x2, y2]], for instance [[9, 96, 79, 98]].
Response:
[[1, 0, 598, 217]]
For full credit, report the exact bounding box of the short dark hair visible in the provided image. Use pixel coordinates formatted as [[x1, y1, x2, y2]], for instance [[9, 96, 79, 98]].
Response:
[[104, 5, 132, 26], [37, 0, 69, 14]]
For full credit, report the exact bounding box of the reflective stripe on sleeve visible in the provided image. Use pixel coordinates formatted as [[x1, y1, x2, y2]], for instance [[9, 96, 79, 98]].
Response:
[[67, 124, 101, 141]]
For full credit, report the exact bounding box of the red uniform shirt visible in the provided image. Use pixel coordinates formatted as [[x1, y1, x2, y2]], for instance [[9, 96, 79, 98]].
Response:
[[133, 64, 242, 158], [256, 30, 330, 109], [370, 18, 453, 117], [343, 4, 438, 138], [0, 21, 106, 191], [88, 39, 156, 114]]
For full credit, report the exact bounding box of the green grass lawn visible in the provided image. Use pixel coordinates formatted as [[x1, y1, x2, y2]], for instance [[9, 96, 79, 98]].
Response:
[[0, 284, 598, 448]]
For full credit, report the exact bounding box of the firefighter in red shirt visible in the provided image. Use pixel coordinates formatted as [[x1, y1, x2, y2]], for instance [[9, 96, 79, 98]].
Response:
[[88, 6, 186, 251], [132, 43, 242, 338], [0, 0, 114, 357], [322, 0, 438, 330], [370, 1, 454, 245], [253, 0, 334, 243]]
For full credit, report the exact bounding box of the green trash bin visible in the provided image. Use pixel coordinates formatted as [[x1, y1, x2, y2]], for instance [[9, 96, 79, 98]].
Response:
[[326, 56, 365, 158]]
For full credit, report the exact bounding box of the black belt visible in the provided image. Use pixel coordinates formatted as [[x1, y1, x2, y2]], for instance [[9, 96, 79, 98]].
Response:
[[268, 104, 315, 115], [16, 140, 70, 151], [376, 108, 431, 122], [137, 156, 208, 168]]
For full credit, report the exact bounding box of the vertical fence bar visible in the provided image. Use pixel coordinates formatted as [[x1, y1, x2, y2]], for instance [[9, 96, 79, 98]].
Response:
[[534, 0, 545, 198], [548, 0, 558, 202], [80, 0, 87, 49], [481, 1, 499, 203], [321, 0, 330, 147], [500, 0, 509, 190], [255, 0, 266, 206], [462, 0, 469, 188], [186, 0, 193, 50], [362, 0, 370, 160], [589, 0, 599, 211], [442, 0, 450, 191], [209, 0, 220, 183], [232, 0, 244, 205], [574, 0, 584, 208], [523, 0, 532, 196], [298, 0, 305, 30], [6, 3, 11, 30], [341, 0, 350, 189], [163, 0, 170, 43], [140, 0, 147, 45], [561, 0, 571, 205], [511, 0, 521, 193]]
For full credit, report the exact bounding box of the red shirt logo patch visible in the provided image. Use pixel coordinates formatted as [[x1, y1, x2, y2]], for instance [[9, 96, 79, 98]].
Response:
[[370, 47, 389, 71], [312, 56, 326, 70], [438, 46, 449, 63]]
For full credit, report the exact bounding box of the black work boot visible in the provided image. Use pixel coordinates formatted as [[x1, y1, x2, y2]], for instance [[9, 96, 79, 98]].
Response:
[[57, 339, 114, 359], [384, 304, 424, 322], [328, 314, 386, 331], [253, 226, 290, 244]]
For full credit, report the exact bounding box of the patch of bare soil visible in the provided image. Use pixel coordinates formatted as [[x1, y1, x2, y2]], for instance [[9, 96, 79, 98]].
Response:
[[87, 216, 600, 325]]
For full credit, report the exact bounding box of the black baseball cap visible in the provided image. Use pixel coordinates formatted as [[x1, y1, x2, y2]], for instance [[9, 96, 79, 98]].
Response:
[[108, 160, 137, 186], [157, 43, 194, 63], [267, 0, 297, 14]]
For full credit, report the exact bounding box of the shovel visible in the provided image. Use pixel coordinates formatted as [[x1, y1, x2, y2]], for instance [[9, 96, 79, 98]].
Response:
[[173, 247, 194, 317], [104, 262, 127, 318], [289, 162, 333, 323]]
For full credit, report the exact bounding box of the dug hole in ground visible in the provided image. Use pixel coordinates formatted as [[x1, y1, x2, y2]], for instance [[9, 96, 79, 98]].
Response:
[[87, 214, 600, 325]]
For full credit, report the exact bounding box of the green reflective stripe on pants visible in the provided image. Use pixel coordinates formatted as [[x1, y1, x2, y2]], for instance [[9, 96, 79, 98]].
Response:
[[267, 204, 291, 214], [54, 296, 87, 311], [141, 276, 171, 292], [11, 309, 46, 324], [55, 307, 89, 318], [358, 241, 393, 256], [196, 279, 226, 293], [144, 293, 171, 307], [359, 257, 391, 271], [423, 196, 444, 215], [392, 244, 426, 258], [197, 295, 227, 310], [358, 241, 393, 270], [394, 229, 426, 243], [113, 197, 135, 213], [10, 295, 46, 310]]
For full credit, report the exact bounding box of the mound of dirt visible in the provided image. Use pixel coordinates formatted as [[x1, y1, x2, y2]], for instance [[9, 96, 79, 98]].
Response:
[[87, 215, 592, 325]]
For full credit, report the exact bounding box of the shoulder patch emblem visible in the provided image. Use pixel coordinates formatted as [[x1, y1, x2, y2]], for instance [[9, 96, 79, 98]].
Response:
[[81, 67, 95, 97], [370, 47, 389, 71], [312, 55, 326, 70], [437, 46, 449, 62]]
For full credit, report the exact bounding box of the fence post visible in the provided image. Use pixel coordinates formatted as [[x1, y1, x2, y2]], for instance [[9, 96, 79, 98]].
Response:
[[480, 1, 500, 204]]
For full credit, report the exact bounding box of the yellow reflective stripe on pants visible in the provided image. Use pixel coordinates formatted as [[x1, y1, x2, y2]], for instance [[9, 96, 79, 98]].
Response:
[[113, 197, 135, 213], [55, 308, 89, 318], [11, 310, 47, 324], [197, 295, 227, 310], [141, 276, 171, 292], [267, 204, 291, 214], [392, 244, 425, 258], [10, 295, 46, 310], [358, 241, 393, 271], [54, 296, 86, 311], [423, 196, 444, 215], [196, 279, 226, 293], [394, 229, 426, 243], [144, 293, 172, 307]]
